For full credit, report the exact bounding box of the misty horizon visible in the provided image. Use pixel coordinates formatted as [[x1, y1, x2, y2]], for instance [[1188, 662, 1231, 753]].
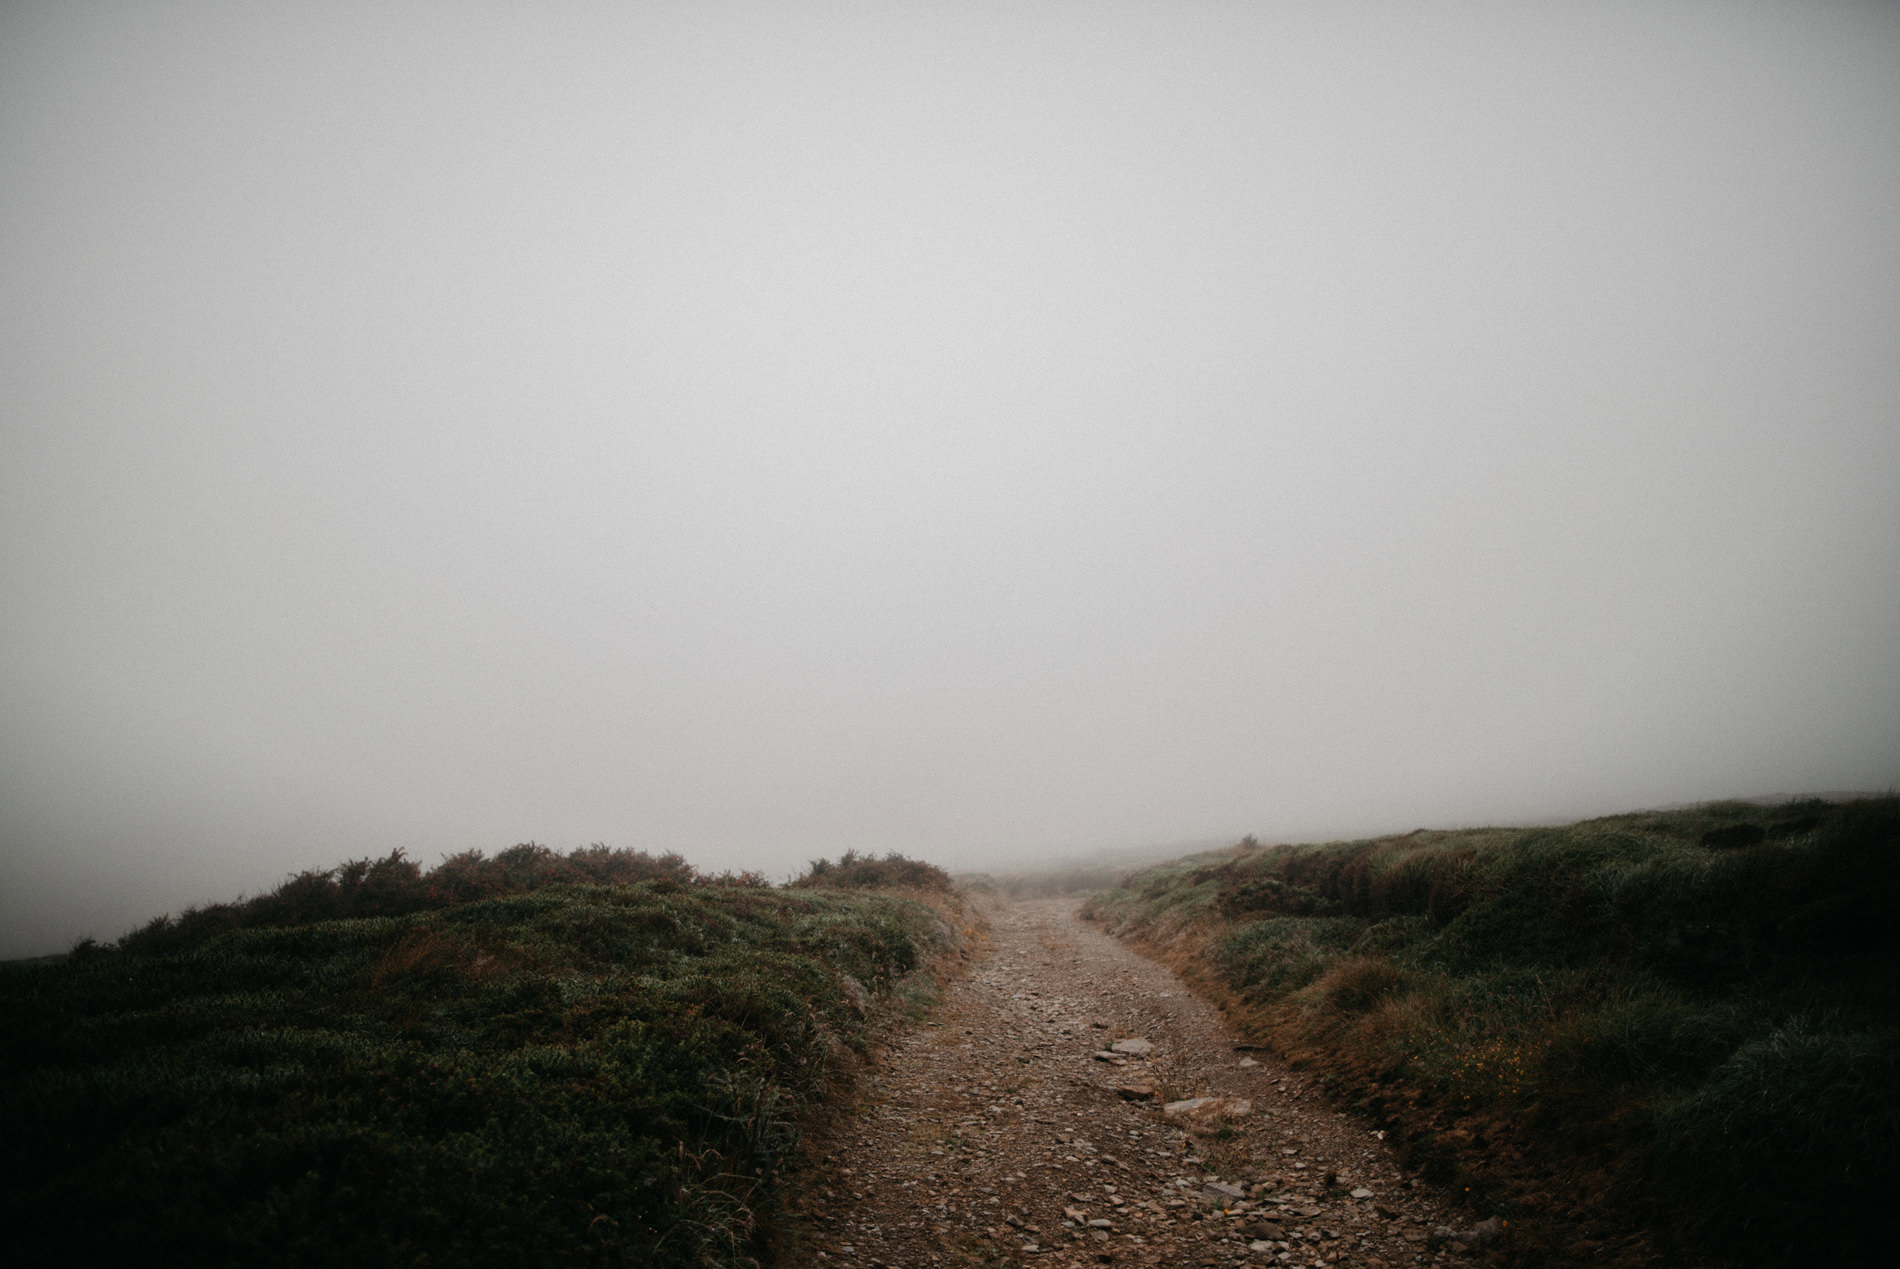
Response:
[[5, 1, 1898, 958]]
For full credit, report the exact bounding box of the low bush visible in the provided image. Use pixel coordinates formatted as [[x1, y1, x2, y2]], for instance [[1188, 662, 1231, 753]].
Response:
[[788, 849, 952, 892], [115, 843, 707, 956]]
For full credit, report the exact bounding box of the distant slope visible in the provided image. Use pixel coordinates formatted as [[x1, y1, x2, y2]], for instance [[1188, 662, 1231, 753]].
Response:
[[960, 837, 1231, 897], [1085, 796, 1900, 1268]]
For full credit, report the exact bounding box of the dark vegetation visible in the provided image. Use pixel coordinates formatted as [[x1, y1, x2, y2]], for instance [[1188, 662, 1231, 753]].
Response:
[[105, 842, 753, 957], [787, 848, 953, 892], [2, 847, 963, 1267], [1084, 797, 1900, 1268]]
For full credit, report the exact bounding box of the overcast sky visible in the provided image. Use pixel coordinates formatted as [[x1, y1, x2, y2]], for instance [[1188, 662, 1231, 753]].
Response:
[[3, 1, 1897, 956]]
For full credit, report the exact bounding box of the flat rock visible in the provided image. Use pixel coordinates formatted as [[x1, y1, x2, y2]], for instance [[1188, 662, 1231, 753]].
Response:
[[1163, 1096, 1254, 1121], [1109, 1037, 1154, 1056], [1431, 1216, 1505, 1249], [1114, 1081, 1156, 1101]]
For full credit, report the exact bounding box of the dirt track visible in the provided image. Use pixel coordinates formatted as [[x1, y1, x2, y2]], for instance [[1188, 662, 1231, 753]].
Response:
[[786, 897, 1464, 1268]]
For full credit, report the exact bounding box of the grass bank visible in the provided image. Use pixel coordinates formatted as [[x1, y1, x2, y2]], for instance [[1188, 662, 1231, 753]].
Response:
[[2, 850, 967, 1267], [1084, 797, 1900, 1267]]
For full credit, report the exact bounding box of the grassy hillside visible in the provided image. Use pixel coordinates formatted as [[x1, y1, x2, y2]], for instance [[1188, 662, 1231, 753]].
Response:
[[1084, 797, 1900, 1267], [2, 852, 965, 1267]]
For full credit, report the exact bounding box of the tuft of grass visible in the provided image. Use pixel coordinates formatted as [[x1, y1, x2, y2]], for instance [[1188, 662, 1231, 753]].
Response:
[[1088, 796, 1900, 1267], [1316, 954, 1408, 1014]]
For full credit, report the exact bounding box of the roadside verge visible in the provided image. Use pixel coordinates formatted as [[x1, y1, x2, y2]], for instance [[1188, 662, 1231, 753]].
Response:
[[1082, 798, 1900, 1269]]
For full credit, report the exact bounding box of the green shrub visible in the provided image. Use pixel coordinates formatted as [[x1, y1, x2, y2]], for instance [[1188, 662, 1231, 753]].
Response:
[[788, 849, 953, 892], [117, 844, 706, 956]]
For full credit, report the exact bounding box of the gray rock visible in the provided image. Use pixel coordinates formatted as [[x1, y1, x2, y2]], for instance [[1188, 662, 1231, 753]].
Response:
[[1164, 1096, 1254, 1121], [1110, 1037, 1154, 1056], [1429, 1217, 1504, 1249], [1203, 1181, 1247, 1204]]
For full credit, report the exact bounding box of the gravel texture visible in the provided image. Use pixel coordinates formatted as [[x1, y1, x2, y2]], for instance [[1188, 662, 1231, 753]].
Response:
[[789, 898, 1468, 1268]]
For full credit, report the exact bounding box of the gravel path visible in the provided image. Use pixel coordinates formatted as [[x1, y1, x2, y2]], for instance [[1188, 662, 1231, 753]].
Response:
[[790, 897, 1463, 1268]]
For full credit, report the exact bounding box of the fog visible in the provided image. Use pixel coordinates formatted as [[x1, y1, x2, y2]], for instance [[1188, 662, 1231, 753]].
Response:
[[3, 1, 1897, 956]]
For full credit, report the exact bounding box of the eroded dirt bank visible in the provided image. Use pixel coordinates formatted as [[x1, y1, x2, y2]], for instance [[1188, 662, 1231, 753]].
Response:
[[783, 898, 1474, 1268]]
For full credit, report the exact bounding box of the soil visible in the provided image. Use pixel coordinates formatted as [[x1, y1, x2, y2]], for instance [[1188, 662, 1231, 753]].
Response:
[[782, 897, 1479, 1268]]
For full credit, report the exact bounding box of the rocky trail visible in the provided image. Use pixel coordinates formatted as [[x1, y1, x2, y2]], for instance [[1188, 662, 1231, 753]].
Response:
[[786, 898, 1481, 1269]]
